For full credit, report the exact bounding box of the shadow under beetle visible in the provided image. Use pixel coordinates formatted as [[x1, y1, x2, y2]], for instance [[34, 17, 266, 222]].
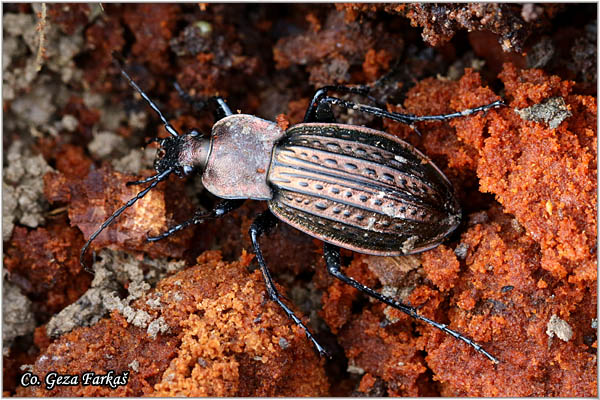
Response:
[[81, 63, 504, 364]]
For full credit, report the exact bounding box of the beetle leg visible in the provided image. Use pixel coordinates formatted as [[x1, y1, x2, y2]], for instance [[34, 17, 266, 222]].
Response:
[[304, 85, 384, 123], [147, 199, 245, 242], [323, 243, 500, 364], [173, 82, 233, 121], [309, 95, 504, 125], [250, 210, 330, 357], [209, 96, 233, 120], [174, 82, 208, 114]]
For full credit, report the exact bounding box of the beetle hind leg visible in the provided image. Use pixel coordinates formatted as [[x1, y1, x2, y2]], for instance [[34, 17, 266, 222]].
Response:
[[147, 199, 244, 242], [323, 243, 499, 364], [250, 210, 330, 357]]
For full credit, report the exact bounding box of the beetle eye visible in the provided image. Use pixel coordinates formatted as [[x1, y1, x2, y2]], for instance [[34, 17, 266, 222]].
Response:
[[189, 129, 200, 137], [182, 165, 193, 175], [157, 148, 166, 158]]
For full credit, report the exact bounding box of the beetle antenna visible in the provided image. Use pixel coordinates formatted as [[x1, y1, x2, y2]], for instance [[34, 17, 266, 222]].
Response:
[[113, 55, 180, 138], [80, 168, 173, 272], [126, 171, 164, 186]]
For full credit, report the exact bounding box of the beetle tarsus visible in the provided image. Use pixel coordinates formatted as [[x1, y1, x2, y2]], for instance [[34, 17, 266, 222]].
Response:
[[410, 99, 505, 122], [250, 210, 330, 357], [147, 199, 245, 242], [322, 242, 500, 364]]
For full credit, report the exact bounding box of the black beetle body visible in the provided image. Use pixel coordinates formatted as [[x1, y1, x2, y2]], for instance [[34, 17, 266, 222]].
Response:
[[81, 66, 503, 364]]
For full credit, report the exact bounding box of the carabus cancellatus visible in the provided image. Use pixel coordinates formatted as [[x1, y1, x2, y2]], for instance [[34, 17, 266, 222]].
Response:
[[81, 63, 503, 363]]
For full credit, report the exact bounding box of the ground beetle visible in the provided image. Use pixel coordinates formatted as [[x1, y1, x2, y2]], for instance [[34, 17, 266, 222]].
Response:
[[81, 63, 503, 363]]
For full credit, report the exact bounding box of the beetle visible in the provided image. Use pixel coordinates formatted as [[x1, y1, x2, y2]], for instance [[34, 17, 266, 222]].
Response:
[[81, 64, 503, 363]]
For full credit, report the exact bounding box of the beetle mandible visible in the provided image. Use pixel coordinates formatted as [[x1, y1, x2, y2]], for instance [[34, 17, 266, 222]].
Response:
[[81, 63, 504, 363]]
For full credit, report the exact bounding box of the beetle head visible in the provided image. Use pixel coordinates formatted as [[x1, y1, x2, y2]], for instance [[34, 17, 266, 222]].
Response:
[[153, 135, 184, 176], [153, 129, 210, 178]]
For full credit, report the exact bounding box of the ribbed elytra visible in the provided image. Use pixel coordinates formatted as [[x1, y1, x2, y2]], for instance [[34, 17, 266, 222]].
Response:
[[268, 123, 461, 255]]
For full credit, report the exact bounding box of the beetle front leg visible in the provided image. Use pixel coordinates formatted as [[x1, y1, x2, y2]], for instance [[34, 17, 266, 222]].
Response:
[[147, 198, 245, 242], [209, 96, 233, 121], [323, 243, 500, 364], [249, 210, 330, 357], [174, 82, 233, 121]]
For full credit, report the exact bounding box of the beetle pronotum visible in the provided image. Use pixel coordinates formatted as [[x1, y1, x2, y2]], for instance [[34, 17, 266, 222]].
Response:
[[81, 62, 503, 363]]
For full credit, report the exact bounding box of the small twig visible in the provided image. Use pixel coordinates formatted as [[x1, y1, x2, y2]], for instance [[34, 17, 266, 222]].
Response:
[[35, 3, 48, 72], [47, 206, 68, 217]]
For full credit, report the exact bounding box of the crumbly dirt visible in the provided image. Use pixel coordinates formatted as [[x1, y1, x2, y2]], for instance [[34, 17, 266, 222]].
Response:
[[16, 251, 329, 397]]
